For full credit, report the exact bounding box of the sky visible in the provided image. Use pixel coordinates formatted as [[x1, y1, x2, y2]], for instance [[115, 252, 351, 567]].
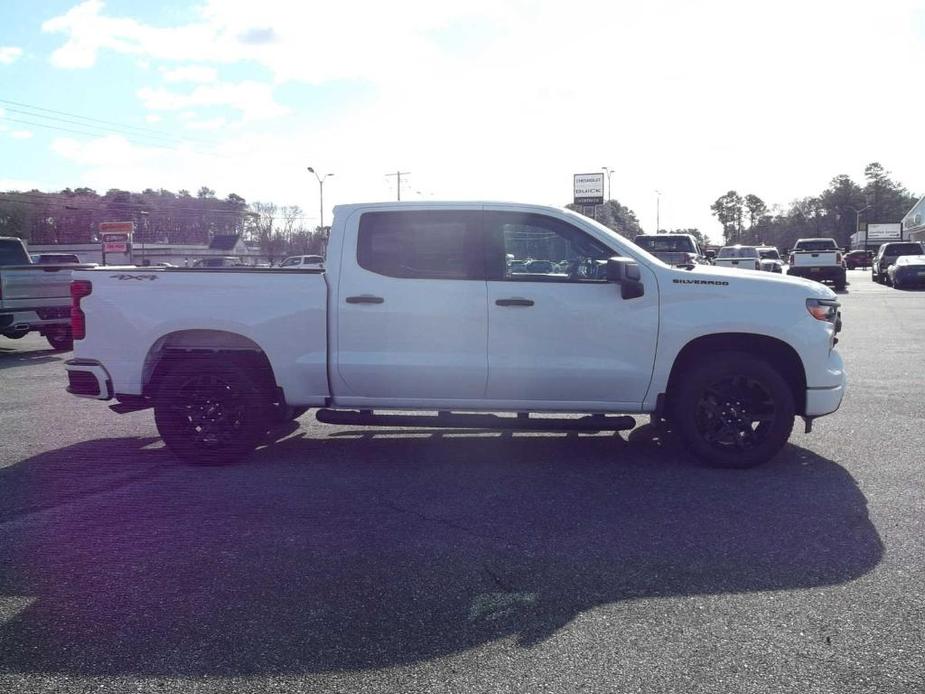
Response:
[[1, 0, 924, 239]]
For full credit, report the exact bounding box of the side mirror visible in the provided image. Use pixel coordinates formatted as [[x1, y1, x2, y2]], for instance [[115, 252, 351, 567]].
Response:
[[606, 257, 645, 300]]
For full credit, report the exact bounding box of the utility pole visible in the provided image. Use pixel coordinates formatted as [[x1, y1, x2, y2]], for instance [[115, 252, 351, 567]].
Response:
[[386, 171, 411, 201]]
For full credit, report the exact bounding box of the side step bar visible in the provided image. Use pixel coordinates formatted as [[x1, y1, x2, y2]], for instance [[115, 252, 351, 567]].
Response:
[[315, 409, 636, 432]]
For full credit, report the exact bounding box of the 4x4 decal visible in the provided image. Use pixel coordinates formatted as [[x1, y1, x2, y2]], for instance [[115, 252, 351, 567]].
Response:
[[110, 274, 157, 281]]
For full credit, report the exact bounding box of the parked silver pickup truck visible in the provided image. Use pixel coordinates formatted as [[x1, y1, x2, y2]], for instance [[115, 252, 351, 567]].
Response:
[[0, 236, 89, 350]]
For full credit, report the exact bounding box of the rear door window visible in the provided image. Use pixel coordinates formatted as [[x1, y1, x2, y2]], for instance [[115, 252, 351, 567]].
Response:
[[357, 211, 483, 280]]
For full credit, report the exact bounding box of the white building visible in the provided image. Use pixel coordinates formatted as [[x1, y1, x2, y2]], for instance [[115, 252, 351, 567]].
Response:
[[902, 195, 925, 243]]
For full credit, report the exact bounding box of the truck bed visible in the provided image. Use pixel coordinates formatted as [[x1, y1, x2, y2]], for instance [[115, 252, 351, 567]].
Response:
[[71, 266, 330, 405]]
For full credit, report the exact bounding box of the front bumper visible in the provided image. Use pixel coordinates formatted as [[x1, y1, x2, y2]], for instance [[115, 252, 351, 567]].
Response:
[[65, 359, 113, 400], [804, 350, 846, 417]]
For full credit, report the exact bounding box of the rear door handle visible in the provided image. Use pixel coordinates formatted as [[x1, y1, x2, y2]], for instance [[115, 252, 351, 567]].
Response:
[[495, 298, 534, 307], [345, 295, 384, 304]]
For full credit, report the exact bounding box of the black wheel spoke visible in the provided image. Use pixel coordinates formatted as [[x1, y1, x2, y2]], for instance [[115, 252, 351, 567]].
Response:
[[695, 373, 777, 452]]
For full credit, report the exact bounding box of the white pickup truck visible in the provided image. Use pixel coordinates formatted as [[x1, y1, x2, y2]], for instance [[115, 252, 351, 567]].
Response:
[[1, 236, 87, 350], [65, 202, 845, 469], [787, 238, 846, 290]]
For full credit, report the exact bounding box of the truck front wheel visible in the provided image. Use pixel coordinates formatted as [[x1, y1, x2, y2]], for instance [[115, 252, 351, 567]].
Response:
[[671, 352, 795, 469], [154, 358, 273, 465]]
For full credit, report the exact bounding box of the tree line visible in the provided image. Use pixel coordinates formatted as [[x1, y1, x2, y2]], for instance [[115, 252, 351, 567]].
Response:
[[0, 186, 327, 262], [710, 163, 918, 249]]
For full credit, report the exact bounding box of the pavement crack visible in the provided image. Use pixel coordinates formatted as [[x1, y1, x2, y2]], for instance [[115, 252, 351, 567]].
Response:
[[379, 497, 512, 545]]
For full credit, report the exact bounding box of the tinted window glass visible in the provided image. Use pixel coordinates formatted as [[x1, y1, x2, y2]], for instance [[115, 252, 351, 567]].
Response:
[[0, 239, 30, 266], [485, 212, 612, 281], [884, 243, 923, 256], [795, 239, 838, 251], [357, 211, 482, 280], [718, 246, 758, 258], [635, 236, 695, 252]]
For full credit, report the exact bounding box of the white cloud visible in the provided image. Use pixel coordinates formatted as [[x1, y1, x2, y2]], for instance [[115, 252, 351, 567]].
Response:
[[161, 64, 217, 83], [144, 113, 161, 123], [185, 117, 227, 131], [137, 81, 288, 121], [40, 0, 925, 234], [0, 46, 22, 64], [10, 130, 33, 139]]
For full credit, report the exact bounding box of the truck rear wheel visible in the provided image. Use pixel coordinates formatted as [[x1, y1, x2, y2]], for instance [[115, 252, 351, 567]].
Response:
[[45, 327, 73, 351], [154, 358, 273, 465], [671, 352, 795, 469]]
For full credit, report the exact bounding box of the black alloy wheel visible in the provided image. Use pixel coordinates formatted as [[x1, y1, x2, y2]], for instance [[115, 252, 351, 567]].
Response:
[[154, 358, 271, 465], [672, 352, 795, 468]]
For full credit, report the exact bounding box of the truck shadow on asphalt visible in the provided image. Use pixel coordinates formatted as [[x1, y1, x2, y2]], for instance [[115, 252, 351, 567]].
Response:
[[0, 429, 883, 676], [0, 346, 62, 370]]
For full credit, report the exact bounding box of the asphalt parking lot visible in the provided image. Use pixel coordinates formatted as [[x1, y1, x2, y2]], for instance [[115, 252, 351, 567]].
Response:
[[0, 270, 923, 694]]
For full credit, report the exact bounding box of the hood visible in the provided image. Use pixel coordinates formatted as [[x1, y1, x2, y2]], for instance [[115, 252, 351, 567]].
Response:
[[667, 263, 836, 299]]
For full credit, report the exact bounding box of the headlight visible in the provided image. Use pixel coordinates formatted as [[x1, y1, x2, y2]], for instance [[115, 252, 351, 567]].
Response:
[[806, 298, 839, 324]]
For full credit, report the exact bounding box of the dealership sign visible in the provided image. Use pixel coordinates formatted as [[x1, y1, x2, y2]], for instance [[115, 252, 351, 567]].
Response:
[[99, 221, 134, 253], [573, 173, 605, 205], [866, 223, 901, 240]]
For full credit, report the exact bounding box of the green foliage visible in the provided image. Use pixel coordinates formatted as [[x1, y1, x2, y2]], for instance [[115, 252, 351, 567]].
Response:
[[668, 228, 711, 247], [566, 199, 643, 239], [712, 163, 918, 250], [710, 191, 744, 243]]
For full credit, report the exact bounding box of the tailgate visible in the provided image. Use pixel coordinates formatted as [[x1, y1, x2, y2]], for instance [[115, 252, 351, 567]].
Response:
[[793, 251, 837, 266], [1, 265, 83, 300]]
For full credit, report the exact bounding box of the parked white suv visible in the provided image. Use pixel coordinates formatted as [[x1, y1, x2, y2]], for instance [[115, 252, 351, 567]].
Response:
[[278, 255, 324, 268]]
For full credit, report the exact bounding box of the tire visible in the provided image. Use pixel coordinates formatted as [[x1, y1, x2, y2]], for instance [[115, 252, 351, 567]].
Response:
[[154, 357, 273, 465], [45, 328, 73, 351], [2, 329, 29, 340], [670, 351, 795, 469]]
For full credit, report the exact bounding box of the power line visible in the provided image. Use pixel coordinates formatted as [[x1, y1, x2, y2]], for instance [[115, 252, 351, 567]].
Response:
[[0, 97, 219, 145], [0, 115, 231, 159], [0, 106, 217, 148]]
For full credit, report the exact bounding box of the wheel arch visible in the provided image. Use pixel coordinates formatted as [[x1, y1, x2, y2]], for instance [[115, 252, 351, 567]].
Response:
[[664, 333, 807, 415], [142, 329, 279, 398]]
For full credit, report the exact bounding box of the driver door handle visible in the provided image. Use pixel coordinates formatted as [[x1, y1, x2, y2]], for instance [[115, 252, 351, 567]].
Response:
[[495, 298, 534, 307], [346, 295, 384, 304]]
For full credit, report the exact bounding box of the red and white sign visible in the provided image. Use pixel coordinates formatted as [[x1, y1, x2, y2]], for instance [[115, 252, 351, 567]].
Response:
[[100, 221, 134, 254]]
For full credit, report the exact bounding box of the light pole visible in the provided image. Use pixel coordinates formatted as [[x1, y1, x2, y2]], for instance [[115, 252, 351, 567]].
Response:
[[139, 210, 148, 265], [655, 190, 662, 233], [849, 204, 871, 250], [307, 166, 334, 230], [601, 166, 614, 202]]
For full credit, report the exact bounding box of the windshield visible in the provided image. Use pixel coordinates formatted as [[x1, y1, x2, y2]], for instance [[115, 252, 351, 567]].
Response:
[[795, 240, 838, 251], [718, 246, 758, 258], [634, 236, 695, 253], [883, 243, 923, 256], [758, 249, 780, 260]]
